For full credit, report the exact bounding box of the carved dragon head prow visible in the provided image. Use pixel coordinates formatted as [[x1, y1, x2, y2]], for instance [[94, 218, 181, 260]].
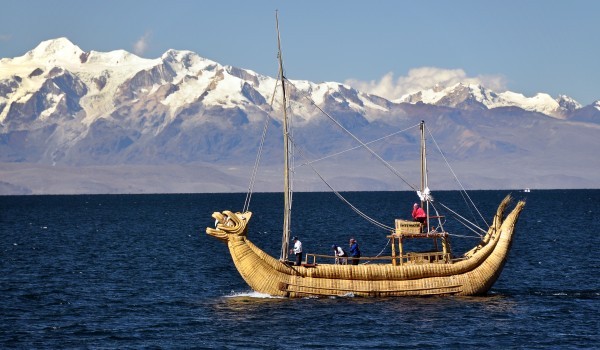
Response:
[[205, 210, 252, 242]]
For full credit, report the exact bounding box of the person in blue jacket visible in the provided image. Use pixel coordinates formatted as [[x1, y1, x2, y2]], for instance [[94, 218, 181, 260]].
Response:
[[349, 238, 361, 265]]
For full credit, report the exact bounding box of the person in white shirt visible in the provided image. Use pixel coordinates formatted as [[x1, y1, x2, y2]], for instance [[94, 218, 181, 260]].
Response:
[[332, 244, 347, 265], [290, 236, 303, 266]]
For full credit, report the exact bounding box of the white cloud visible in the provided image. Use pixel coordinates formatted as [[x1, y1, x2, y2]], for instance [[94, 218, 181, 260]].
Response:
[[133, 31, 152, 56], [0, 34, 12, 42], [345, 67, 507, 100]]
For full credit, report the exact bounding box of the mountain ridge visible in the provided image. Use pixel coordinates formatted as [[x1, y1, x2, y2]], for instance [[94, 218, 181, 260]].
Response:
[[0, 38, 599, 194]]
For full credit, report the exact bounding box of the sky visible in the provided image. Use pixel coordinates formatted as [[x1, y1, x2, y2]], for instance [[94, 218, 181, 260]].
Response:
[[1, 0, 598, 105]]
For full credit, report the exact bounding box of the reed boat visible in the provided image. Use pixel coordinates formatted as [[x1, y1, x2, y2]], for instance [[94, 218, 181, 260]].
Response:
[[205, 12, 525, 298]]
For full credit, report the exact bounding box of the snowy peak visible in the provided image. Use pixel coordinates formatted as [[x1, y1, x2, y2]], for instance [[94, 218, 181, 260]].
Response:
[[435, 83, 494, 109], [398, 82, 582, 118], [84, 49, 149, 67], [497, 91, 562, 117], [397, 83, 503, 110], [556, 94, 582, 111], [4, 37, 157, 73], [27, 37, 84, 60]]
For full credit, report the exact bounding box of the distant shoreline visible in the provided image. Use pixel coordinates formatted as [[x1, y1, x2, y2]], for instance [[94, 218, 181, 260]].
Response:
[[1, 162, 597, 195]]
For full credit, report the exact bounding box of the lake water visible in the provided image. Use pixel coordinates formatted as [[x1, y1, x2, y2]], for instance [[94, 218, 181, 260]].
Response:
[[1, 190, 598, 349]]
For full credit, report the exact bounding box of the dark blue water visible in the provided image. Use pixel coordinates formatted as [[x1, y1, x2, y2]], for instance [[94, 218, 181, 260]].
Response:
[[1, 190, 598, 349]]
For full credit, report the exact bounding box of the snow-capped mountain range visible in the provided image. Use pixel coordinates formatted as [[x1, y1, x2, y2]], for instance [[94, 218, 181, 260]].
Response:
[[397, 83, 586, 119], [0, 38, 599, 194]]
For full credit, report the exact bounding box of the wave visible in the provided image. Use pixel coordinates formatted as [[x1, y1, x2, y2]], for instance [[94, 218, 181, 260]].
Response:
[[223, 290, 284, 299]]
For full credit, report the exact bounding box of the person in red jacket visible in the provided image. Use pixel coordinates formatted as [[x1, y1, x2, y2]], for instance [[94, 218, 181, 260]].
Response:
[[412, 203, 426, 224]]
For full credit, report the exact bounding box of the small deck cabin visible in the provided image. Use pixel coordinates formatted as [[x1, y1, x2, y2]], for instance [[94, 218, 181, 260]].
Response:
[[387, 219, 451, 266]]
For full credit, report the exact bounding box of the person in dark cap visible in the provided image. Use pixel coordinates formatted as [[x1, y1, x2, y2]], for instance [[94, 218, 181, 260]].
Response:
[[289, 236, 303, 266], [332, 244, 347, 265]]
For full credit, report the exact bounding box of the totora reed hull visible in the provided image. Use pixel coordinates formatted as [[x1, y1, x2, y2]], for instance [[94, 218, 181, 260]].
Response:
[[206, 195, 525, 298]]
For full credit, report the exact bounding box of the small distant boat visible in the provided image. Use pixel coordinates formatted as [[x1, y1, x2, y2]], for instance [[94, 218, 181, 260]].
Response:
[[524, 188, 531, 193], [205, 12, 525, 298]]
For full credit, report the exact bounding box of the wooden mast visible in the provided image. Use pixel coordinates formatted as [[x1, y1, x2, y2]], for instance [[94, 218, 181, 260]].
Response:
[[419, 120, 429, 232], [276, 11, 292, 262]]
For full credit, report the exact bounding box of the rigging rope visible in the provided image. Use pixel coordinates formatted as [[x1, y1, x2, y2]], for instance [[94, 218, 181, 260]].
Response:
[[243, 71, 281, 212], [361, 238, 392, 264], [294, 124, 420, 169], [447, 233, 483, 239], [285, 78, 419, 191], [243, 113, 270, 212], [428, 201, 447, 229], [426, 126, 489, 228], [438, 202, 487, 237], [288, 135, 394, 232]]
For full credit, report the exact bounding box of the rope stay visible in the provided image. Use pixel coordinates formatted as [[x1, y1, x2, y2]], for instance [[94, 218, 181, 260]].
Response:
[[446, 233, 482, 239], [243, 67, 282, 212], [437, 202, 487, 237], [285, 78, 418, 192], [288, 134, 394, 232], [361, 238, 392, 265], [426, 125, 489, 229], [294, 124, 420, 169], [242, 116, 269, 212]]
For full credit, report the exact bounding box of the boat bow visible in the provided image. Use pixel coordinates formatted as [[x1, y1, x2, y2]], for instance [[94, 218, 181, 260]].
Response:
[[206, 211, 252, 242]]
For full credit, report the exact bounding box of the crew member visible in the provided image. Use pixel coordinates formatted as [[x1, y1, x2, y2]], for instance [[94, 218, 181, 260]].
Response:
[[412, 203, 426, 224], [349, 238, 361, 265], [290, 236, 303, 266], [332, 244, 347, 265]]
